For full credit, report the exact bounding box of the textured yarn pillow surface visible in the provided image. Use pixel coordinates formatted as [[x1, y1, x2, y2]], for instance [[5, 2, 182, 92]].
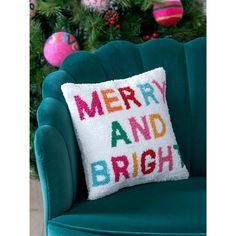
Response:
[[61, 67, 189, 200]]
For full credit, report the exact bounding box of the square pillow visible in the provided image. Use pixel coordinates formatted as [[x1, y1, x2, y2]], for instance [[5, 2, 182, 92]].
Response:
[[61, 67, 189, 200]]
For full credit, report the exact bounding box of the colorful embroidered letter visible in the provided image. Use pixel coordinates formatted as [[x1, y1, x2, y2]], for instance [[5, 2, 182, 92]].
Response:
[[137, 83, 158, 106], [101, 89, 123, 113], [141, 149, 156, 175], [173, 144, 184, 168], [111, 121, 132, 147], [152, 80, 166, 103], [74, 91, 104, 120], [132, 152, 138, 177], [158, 146, 173, 172], [149, 113, 166, 138], [111, 156, 130, 182], [129, 116, 151, 142], [118, 86, 142, 109], [91, 160, 110, 187]]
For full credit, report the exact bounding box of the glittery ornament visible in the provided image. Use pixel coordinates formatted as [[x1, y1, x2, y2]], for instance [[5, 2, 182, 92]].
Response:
[[81, 0, 110, 13], [43, 32, 79, 67], [109, 0, 119, 10]]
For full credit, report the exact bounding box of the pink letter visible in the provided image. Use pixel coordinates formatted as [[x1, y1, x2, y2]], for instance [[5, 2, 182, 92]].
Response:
[[111, 155, 130, 182], [74, 91, 104, 120], [158, 146, 173, 172], [129, 116, 151, 142], [152, 80, 166, 103]]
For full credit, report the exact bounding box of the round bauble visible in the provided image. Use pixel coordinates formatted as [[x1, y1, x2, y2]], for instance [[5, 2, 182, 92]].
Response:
[[153, 0, 184, 27], [30, 0, 37, 18], [43, 32, 79, 67], [81, 0, 110, 13]]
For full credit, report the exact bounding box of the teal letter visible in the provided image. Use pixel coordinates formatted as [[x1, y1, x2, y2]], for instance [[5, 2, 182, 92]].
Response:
[[111, 121, 132, 147], [91, 161, 110, 187], [173, 144, 184, 168], [137, 83, 158, 106]]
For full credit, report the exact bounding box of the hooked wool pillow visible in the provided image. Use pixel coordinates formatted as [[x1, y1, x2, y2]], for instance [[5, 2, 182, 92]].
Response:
[[61, 67, 189, 200]]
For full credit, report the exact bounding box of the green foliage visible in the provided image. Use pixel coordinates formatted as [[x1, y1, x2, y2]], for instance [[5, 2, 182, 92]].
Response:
[[30, 0, 206, 178]]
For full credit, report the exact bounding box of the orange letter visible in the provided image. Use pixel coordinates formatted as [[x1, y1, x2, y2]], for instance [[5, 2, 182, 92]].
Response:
[[101, 89, 123, 113], [132, 152, 138, 177], [149, 113, 166, 138]]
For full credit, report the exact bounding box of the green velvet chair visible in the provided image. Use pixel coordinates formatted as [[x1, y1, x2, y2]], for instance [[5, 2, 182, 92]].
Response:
[[34, 37, 206, 236]]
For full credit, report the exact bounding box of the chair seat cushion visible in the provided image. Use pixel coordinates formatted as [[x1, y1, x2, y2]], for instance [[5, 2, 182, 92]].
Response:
[[48, 177, 206, 236]]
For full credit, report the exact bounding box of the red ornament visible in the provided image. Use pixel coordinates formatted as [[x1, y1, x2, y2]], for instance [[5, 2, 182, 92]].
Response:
[[152, 32, 159, 38], [116, 24, 121, 30], [144, 32, 159, 41], [144, 35, 151, 41]]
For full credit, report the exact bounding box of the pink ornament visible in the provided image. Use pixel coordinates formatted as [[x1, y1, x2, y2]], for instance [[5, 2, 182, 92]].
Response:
[[81, 0, 110, 13], [43, 32, 79, 67], [153, 0, 184, 27]]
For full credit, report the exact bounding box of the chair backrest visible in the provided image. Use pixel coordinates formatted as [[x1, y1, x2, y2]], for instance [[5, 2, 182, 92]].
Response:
[[36, 37, 206, 209]]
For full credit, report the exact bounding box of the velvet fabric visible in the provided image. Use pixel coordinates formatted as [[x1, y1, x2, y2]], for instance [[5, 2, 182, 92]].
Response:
[[34, 37, 206, 236], [48, 177, 205, 236]]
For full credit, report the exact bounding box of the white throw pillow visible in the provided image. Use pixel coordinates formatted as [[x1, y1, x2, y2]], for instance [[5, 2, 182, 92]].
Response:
[[61, 67, 189, 200]]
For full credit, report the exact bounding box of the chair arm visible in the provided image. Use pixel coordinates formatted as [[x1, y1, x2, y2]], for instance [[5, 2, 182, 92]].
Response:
[[34, 125, 74, 222]]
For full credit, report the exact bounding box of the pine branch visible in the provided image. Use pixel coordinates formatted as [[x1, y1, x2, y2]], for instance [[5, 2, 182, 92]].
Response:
[[82, 13, 107, 50], [106, 26, 122, 41], [38, 1, 62, 17], [115, 0, 132, 9], [30, 20, 44, 54], [120, 12, 143, 42]]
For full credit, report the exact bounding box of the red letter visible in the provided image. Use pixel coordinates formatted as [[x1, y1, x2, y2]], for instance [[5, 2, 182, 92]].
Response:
[[158, 146, 173, 172], [141, 149, 156, 175], [111, 155, 130, 182], [118, 86, 142, 109], [74, 91, 104, 120]]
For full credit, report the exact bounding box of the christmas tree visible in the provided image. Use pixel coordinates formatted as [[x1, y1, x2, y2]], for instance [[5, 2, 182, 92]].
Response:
[[30, 0, 206, 178]]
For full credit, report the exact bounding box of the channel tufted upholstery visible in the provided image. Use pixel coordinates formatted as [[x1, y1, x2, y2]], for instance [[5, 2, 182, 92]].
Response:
[[35, 37, 206, 236]]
